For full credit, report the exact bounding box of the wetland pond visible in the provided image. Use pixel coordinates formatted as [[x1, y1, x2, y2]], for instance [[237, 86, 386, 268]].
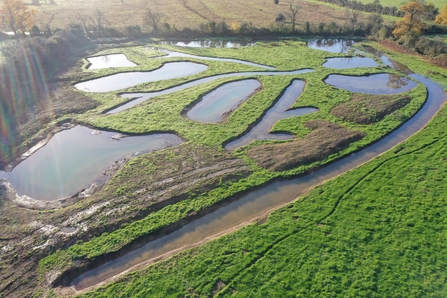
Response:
[[159, 40, 255, 48], [307, 38, 356, 53], [325, 73, 417, 94], [186, 79, 261, 123], [86, 54, 137, 69], [322, 57, 378, 69], [74, 62, 208, 92], [0, 126, 182, 201]]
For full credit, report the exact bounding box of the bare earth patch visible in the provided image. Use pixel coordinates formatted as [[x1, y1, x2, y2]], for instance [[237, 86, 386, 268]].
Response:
[[0, 143, 251, 297], [331, 93, 412, 124], [247, 120, 366, 172]]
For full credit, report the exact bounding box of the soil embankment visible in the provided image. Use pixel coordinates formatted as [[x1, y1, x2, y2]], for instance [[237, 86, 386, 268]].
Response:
[[247, 120, 366, 172]]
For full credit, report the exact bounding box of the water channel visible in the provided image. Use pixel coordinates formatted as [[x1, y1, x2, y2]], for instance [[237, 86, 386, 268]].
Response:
[[71, 50, 446, 290], [0, 127, 182, 201], [154, 49, 275, 70], [74, 62, 208, 92], [224, 80, 318, 150]]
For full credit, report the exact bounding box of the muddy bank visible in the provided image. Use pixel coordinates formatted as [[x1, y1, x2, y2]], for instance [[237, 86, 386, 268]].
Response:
[[247, 120, 366, 172], [331, 93, 412, 124], [0, 143, 252, 296]]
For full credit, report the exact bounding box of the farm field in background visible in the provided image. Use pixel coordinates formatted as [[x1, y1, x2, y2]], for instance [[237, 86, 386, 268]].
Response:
[[31, 0, 363, 31]]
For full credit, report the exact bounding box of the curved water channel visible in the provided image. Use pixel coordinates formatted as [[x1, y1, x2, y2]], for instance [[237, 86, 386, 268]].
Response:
[[154, 49, 275, 70], [71, 53, 446, 290], [74, 62, 208, 92], [225, 80, 318, 150]]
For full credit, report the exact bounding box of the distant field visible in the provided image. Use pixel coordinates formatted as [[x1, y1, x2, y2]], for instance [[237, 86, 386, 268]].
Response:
[[356, 0, 445, 9], [28, 0, 369, 31]]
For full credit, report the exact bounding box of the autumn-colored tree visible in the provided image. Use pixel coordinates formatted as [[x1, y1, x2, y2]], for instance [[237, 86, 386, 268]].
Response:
[[0, 0, 36, 36], [435, 4, 447, 24], [393, 1, 428, 39]]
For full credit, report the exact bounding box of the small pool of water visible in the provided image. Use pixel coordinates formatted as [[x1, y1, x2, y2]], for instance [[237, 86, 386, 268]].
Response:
[[307, 39, 355, 53], [322, 57, 378, 69], [87, 54, 137, 69], [225, 80, 319, 150], [186, 79, 261, 123], [0, 126, 182, 201], [74, 62, 208, 93], [324, 73, 418, 94], [159, 40, 255, 48]]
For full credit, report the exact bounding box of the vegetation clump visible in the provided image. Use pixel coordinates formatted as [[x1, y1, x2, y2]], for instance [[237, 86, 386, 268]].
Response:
[[331, 93, 412, 124]]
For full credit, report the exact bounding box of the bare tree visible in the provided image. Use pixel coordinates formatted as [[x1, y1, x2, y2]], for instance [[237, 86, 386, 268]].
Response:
[[143, 8, 164, 33], [92, 9, 105, 34], [74, 12, 91, 32], [285, 0, 300, 32], [345, 9, 360, 33]]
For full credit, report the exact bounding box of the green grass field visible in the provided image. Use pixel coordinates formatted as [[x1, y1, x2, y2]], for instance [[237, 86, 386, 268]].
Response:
[[33, 38, 447, 298], [74, 43, 447, 298], [356, 0, 445, 9]]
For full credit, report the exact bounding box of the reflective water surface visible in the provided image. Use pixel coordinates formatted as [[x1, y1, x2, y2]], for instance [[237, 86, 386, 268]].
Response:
[[307, 38, 355, 53], [87, 54, 137, 69], [74, 62, 208, 92], [0, 127, 182, 201], [186, 79, 262, 123], [159, 40, 255, 48], [225, 80, 318, 150], [325, 73, 418, 94], [155, 49, 275, 70], [108, 69, 314, 114], [323, 57, 378, 69]]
